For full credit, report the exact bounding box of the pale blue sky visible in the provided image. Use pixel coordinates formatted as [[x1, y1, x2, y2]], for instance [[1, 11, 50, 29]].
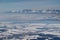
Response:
[[0, 0, 60, 23], [0, 0, 60, 12]]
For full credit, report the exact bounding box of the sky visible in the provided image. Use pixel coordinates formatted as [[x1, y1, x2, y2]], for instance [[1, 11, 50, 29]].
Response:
[[0, 0, 60, 12], [0, 0, 60, 23]]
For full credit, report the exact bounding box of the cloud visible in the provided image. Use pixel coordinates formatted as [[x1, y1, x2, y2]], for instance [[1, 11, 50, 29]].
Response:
[[0, 13, 60, 23]]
